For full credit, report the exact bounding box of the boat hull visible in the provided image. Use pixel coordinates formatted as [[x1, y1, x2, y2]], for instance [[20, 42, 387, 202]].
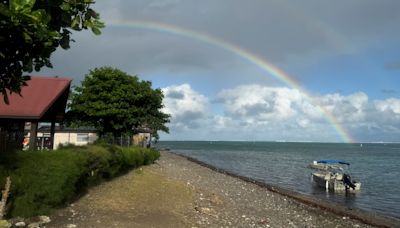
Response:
[[312, 172, 361, 192]]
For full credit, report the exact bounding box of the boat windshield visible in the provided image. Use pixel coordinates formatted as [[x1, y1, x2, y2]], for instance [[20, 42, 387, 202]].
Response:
[[316, 160, 350, 166]]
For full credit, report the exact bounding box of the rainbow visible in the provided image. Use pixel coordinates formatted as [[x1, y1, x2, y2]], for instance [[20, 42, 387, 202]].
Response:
[[107, 19, 354, 143]]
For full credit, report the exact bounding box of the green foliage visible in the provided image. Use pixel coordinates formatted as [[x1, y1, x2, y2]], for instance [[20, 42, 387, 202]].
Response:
[[10, 150, 87, 217], [0, 0, 104, 103], [0, 144, 160, 218], [67, 67, 170, 139], [84, 145, 124, 184]]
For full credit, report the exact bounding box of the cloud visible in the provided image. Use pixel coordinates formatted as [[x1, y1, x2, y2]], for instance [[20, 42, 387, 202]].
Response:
[[385, 61, 400, 70], [216, 85, 304, 120], [99, 1, 400, 62], [36, 1, 400, 142], [161, 84, 400, 142], [39, 0, 400, 95], [162, 84, 209, 130], [381, 89, 397, 95], [373, 98, 400, 129], [317, 92, 368, 123], [375, 98, 400, 114]]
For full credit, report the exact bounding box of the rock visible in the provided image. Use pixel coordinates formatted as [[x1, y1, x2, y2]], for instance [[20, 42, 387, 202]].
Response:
[[38, 216, 51, 224], [209, 194, 223, 205], [66, 224, 77, 228], [200, 207, 211, 213], [8, 217, 25, 227], [27, 223, 40, 228], [0, 220, 10, 228], [14, 222, 26, 227]]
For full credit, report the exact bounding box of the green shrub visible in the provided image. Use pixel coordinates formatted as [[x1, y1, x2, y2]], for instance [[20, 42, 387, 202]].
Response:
[[144, 148, 160, 165], [120, 147, 160, 168], [0, 144, 160, 218], [8, 150, 88, 217]]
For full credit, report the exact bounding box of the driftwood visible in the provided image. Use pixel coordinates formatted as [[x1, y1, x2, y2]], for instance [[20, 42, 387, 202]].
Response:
[[0, 176, 11, 219]]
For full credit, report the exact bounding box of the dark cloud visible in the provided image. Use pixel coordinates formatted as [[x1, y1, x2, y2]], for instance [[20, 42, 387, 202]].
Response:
[[41, 0, 400, 87], [166, 90, 184, 99], [37, 0, 400, 142], [243, 103, 273, 117], [385, 61, 400, 70], [381, 89, 397, 95], [172, 110, 207, 129]]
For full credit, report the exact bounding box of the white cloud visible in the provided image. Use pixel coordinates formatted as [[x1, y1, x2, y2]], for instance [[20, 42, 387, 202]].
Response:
[[317, 92, 368, 123], [161, 84, 400, 142], [34, 0, 400, 142], [162, 84, 209, 130], [216, 85, 304, 120], [375, 98, 400, 114], [371, 98, 400, 129]]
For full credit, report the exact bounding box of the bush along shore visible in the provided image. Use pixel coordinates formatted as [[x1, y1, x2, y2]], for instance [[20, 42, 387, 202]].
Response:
[[0, 144, 160, 219]]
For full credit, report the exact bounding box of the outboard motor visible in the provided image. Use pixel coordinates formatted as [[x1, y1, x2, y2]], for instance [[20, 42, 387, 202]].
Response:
[[343, 173, 356, 190]]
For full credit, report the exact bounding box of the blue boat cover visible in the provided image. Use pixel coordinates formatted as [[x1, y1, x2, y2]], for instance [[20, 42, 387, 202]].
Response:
[[316, 160, 350, 165]]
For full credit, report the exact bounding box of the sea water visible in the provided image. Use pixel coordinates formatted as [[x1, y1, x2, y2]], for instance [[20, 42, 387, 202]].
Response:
[[156, 141, 400, 219]]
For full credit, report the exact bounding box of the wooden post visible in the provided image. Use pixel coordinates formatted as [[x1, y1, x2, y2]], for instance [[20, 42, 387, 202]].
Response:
[[50, 121, 55, 150], [0, 176, 11, 219], [29, 121, 38, 150]]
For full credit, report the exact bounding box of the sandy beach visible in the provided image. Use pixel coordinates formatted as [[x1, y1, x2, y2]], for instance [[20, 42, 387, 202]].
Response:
[[47, 151, 398, 228]]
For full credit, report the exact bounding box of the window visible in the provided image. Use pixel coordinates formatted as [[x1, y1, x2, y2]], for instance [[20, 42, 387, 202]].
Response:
[[77, 133, 89, 143]]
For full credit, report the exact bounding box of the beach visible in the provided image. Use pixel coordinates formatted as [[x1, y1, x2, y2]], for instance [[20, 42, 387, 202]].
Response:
[[46, 151, 397, 227]]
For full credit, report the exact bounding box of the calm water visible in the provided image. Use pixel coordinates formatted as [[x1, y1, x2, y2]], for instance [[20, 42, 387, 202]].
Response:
[[156, 141, 400, 219]]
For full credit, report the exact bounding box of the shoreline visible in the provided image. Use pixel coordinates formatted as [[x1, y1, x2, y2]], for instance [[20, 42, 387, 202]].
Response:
[[47, 150, 399, 227], [169, 151, 400, 228]]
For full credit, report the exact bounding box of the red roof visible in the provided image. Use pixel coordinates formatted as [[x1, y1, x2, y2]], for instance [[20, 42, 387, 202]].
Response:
[[0, 76, 72, 119]]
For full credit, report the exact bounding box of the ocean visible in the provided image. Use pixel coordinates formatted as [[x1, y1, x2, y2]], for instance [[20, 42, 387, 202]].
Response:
[[156, 141, 400, 220]]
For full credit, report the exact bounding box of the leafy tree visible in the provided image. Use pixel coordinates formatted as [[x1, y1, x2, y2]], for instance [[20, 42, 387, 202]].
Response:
[[67, 67, 170, 140], [0, 0, 104, 103]]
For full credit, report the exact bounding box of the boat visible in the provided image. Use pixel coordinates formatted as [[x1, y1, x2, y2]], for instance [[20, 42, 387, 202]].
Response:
[[309, 160, 348, 170], [310, 160, 361, 192]]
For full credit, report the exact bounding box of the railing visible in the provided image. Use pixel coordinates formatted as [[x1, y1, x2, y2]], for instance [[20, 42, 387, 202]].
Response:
[[99, 135, 151, 148], [100, 135, 133, 147]]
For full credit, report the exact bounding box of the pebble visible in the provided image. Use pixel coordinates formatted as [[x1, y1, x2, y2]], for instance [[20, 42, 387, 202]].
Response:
[[38, 216, 51, 224], [15, 222, 26, 227], [46, 151, 377, 228], [27, 223, 40, 228], [164, 152, 377, 227]]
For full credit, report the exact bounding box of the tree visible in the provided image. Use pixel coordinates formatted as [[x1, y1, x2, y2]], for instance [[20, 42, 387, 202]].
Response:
[[0, 0, 104, 103], [67, 67, 170, 140]]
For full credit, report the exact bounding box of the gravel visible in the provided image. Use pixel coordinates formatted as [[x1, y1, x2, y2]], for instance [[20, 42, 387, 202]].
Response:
[[155, 151, 376, 228], [46, 151, 398, 228]]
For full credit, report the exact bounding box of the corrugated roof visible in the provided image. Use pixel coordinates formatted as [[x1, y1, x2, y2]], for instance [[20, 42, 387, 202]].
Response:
[[0, 76, 71, 119]]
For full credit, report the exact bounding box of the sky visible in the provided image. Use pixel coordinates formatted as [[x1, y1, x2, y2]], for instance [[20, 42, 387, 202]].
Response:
[[39, 0, 400, 143]]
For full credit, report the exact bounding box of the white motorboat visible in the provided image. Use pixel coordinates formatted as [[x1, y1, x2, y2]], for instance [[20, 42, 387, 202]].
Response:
[[310, 160, 361, 192], [309, 160, 343, 171]]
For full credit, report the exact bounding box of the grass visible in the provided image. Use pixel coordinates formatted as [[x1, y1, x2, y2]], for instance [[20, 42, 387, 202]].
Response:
[[0, 144, 160, 218]]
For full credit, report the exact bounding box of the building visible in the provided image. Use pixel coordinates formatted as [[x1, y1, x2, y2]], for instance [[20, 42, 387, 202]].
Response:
[[132, 132, 152, 148], [34, 126, 152, 149], [35, 126, 98, 150], [0, 77, 71, 151]]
